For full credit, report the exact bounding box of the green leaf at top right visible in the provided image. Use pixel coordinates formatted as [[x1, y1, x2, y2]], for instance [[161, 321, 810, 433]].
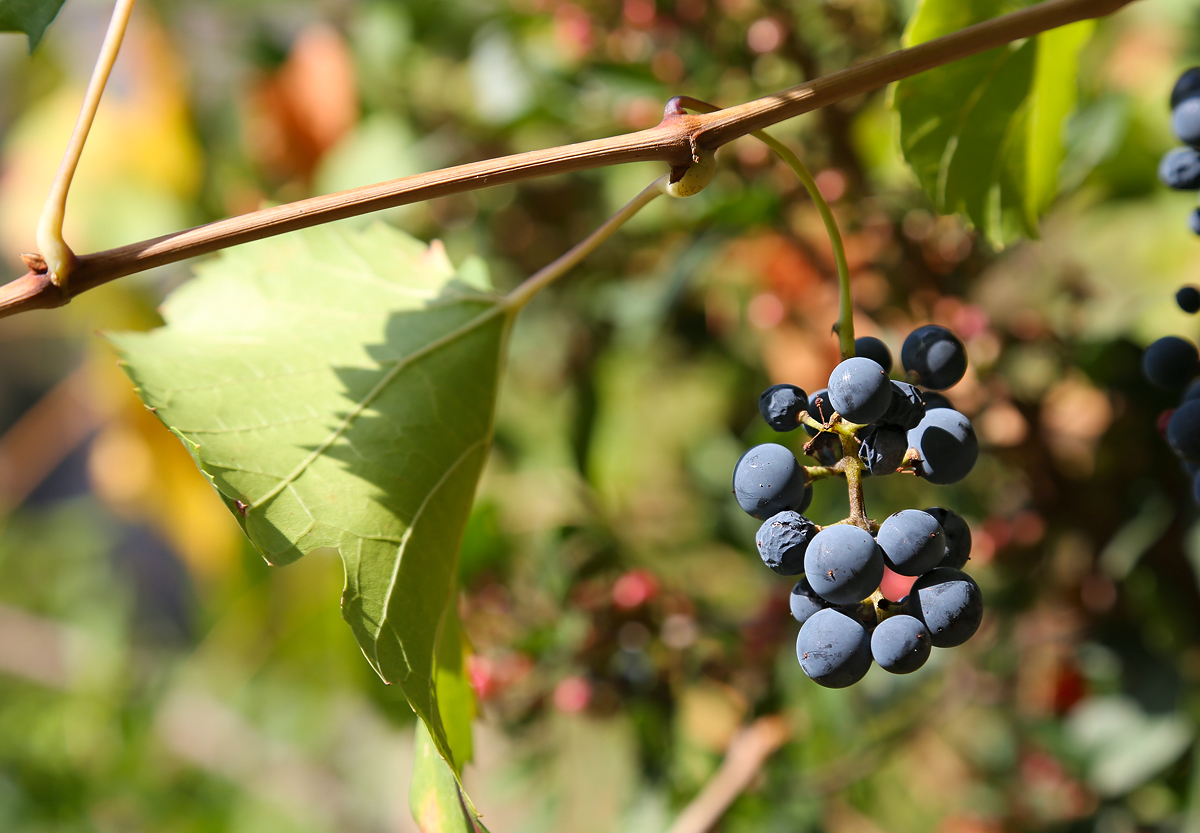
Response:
[[891, 0, 1095, 248], [0, 0, 68, 50]]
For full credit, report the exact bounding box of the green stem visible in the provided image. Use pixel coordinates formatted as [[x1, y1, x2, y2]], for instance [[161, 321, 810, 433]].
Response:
[[505, 175, 669, 310], [801, 465, 842, 482], [669, 98, 855, 359], [841, 445, 869, 532], [798, 410, 863, 438]]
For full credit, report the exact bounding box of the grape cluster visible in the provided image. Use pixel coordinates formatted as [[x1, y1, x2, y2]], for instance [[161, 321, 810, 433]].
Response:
[[733, 326, 983, 688], [1143, 290, 1200, 503], [1158, 68, 1200, 233]]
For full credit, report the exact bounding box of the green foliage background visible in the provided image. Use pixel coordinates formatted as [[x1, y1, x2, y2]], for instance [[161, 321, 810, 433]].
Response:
[[1, 0, 1200, 831]]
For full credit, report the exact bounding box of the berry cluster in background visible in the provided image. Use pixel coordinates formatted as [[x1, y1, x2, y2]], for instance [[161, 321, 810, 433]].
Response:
[[731, 325, 983, 688], [1158, 67, 1200, 232], [1143, 286, 1200, 502]]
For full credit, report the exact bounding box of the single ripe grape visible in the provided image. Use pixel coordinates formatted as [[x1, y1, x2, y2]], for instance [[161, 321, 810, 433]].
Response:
[[1158, 148, 1200, 190], [1168, 401, 1200, 463], [828, 357, 892, 424], [876, 509, 946, 576], [906, 408, 979, 485], [789, 577, 830, 625], [1178, 286, 1200, 315], [878, 381, 926, 430], [871, 614, 931, 674], [1174, 97, 1200, 146], [1171, 67, 1200, 109], [924, 506, 972, 569], [758, 383, 807, 432], [732, 443, 811, 519], [804, 524, 885, 605], [1142, 336, 1199, 389], [900, 325, 967, 390], [756, 511, 818, 576], [857, 425, 907, 476], [854, 336, 893, 374], [906, 567, 983, 648], [796, 608, 873, 688]]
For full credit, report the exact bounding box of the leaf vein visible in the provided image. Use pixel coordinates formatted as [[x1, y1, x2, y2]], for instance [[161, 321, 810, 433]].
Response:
[[248, 302, 506, 510]]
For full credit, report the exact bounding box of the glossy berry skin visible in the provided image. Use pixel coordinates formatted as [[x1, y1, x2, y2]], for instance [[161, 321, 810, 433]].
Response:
[[876, 510, 946, 576], [827, 357, 892, 424], [789, 577, 830, 625], [857, 425, 907, 476], [901, 325, 968, 390], [871, 614, 931, 674], [906, 568, 983, 648], [1168, 401, 1200, 463], [804, 525, 885, 605], [1171, 67, 1200, 109], [796, 608, 873, 688], [732, 444, 811, 519], [1179, 286, 1200, 314], [1142, 336, 1199, 389], [1174, 97, 1200, 146], [878, 381, 927, 430], [925, 506, 972, 569], [758, 384, 807, 432], [854, 336, 893, 374], [1158, 148, 1200, 190], [906, 409, 979, 485], [756, 511, 818, 576]]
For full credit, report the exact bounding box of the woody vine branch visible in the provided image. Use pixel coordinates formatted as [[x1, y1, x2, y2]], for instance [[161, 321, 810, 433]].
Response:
[[0, 0, 1135, 320]]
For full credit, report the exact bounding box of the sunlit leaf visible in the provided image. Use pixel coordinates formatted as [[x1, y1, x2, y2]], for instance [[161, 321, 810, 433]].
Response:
[[109, 223, 513, 781], [435, 606, 475, 774], [410, 721, 481, 833], [892, 0, 1094, 246], [0, 0, 67, 50]]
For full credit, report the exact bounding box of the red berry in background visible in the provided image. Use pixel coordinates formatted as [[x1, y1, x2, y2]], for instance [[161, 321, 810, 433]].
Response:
[[612, 569, 659, 609]]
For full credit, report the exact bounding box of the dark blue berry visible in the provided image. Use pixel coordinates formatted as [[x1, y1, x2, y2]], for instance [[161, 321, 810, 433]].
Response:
[[758, 384, 807, 432]]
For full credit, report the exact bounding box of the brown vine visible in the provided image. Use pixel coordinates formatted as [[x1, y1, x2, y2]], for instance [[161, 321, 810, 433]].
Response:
[[0, 0, 1134, 320]]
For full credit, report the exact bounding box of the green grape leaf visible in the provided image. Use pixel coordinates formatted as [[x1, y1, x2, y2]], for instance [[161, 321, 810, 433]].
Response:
[[892, 0, 1094, 246], [108, 223, 511, 783], [410, 721, 482, 833], [0, 0, 68, 50], [435, 606, 475, 774]]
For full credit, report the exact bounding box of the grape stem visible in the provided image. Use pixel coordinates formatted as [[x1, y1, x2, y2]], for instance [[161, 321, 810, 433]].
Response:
[[867, 589, 900, 623], [841, 441, 870, 531], [800, 465, 840, 482], [667, 98, 855, 359], [798, 411, 864, 437], [34, 0, 137, 288]]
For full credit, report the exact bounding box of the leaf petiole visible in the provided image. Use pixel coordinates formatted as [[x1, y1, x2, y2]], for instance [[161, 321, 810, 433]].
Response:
[[35, 0, 136, 288], [669, 97, 855, 359], [505, 175, 670, 309]]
